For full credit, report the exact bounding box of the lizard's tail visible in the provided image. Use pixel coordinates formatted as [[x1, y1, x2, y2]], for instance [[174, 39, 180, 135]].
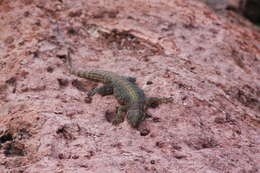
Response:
[[66, 48, 86, 77], [66, 48, 74, 73], [66, 48, 97, 80]]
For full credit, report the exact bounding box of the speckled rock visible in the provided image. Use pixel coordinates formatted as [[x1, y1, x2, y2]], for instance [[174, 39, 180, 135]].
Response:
[[0, 0, 259, 172]]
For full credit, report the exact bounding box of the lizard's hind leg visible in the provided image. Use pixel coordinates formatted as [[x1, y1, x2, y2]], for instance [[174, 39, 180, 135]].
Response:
[[125, 77, 136, 83], [145, 97, 172, 108], [88, 84, 114, 97]]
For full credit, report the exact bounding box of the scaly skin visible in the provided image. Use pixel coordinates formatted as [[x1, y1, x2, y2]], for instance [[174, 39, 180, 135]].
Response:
[[66, 51, 171, 128]]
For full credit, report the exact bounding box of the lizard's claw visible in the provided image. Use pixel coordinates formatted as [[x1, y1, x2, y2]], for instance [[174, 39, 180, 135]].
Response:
[[112, 117, 124, 126], [112, 119, 120, 126]]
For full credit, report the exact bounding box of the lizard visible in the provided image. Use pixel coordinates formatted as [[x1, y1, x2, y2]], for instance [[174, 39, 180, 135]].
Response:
[[65, 49, 172, 128]]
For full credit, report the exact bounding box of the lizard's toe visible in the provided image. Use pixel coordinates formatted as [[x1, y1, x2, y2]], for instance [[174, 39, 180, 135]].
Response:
[[112, 118, 124, 126], [166, 97, 173, 102], [112, 120, 120, 126]]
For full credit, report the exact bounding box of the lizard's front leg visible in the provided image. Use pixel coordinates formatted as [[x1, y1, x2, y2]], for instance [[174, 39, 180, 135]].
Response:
[[112, 105, 128, 125], [145, 97, 172, 108], [88, 84, 113, 97]]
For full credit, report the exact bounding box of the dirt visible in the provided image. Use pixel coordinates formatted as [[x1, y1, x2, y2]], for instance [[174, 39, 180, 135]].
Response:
[[0, 0, 259, 172]]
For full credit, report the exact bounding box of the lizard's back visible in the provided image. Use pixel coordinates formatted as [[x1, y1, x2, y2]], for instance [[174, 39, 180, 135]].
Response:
[[111, 76, 146, 105]]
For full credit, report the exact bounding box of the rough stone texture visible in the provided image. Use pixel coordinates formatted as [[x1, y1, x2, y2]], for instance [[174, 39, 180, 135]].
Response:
[[0, 0, 259, 173]]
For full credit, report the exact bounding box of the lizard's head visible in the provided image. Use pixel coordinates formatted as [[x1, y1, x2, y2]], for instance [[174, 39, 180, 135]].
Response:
[[126, 109, 146, 128]]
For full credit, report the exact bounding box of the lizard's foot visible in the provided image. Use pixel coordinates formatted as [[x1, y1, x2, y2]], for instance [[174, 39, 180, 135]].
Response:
[[87, 89, 95, 97], [112, 105, 127, 126], [112, 118, 124, 126], [125, 76, 136, 83], [146, 97, 173, 108], [162, 97, 173, 103]]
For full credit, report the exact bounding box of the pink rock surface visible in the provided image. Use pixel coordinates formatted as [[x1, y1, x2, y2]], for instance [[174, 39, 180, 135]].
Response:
[[0, 0, 259, 172]]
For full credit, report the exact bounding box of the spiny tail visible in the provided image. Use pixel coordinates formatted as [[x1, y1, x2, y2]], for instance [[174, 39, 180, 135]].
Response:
[[66, 48, 73, 73], [66, 48, 91, 79]]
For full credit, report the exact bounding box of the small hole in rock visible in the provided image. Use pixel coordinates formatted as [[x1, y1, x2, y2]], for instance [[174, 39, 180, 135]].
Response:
[[0, 133, 13, 143]]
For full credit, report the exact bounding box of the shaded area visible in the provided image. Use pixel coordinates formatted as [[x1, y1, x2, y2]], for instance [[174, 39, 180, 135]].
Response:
[[243, 0, 260, 25]]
